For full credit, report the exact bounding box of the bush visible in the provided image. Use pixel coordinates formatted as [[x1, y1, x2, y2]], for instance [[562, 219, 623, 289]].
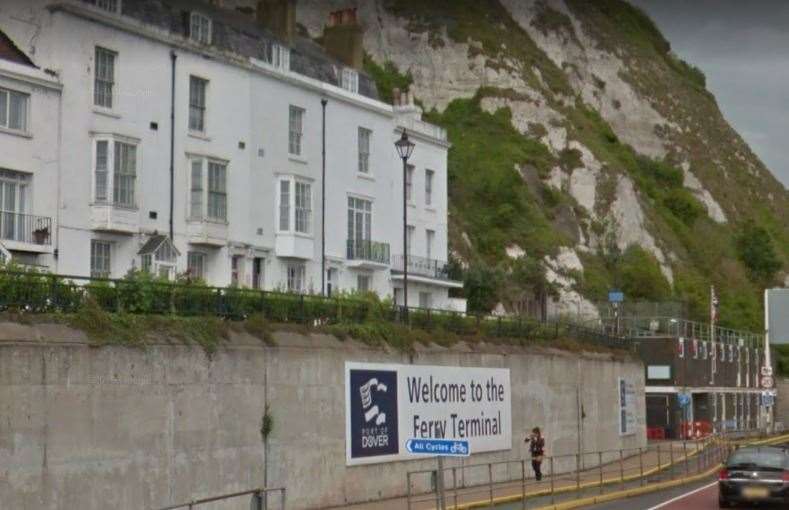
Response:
[[619, 246, 672, 301], [737, 221, 782, 284]]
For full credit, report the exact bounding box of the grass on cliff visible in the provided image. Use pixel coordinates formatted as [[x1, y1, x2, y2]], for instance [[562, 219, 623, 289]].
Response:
[[424, 93, 566, 261]]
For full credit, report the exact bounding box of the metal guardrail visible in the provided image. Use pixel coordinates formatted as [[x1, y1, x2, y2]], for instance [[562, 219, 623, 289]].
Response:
[[598, 316, 764, 348], [152, 487, 285, 510], [392, 254, 452, 281], [405, 435, 741, 510], [0, 212, 52, 245], [346, 239, 391, 265]]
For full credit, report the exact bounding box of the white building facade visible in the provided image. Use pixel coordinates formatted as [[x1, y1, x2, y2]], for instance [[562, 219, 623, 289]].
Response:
[[0, 0, 464, 311]]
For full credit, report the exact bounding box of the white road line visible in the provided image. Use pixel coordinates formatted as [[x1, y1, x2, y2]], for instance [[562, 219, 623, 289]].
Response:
[[644, 481, 718, 510]]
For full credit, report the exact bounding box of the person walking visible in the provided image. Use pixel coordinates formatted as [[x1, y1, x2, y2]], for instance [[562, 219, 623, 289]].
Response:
[[527, 427, 545, 481]]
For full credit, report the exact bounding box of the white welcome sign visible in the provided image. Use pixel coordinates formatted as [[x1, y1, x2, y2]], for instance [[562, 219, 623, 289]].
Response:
[[345, 362, 512, 465]]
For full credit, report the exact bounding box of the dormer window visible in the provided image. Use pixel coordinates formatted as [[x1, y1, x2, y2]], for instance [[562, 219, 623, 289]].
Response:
[[341, 68, 358, 93], [190, 12, 212, 45], [272, 43, 290, 70], [92, 0, 120, 13]]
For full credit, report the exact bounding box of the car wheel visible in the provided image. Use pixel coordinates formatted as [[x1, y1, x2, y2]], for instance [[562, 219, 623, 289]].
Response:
[[718, 498, 731, 508]]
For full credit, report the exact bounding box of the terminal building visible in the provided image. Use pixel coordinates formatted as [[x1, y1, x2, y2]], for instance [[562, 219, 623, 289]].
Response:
[[612, 316, 772, 438]]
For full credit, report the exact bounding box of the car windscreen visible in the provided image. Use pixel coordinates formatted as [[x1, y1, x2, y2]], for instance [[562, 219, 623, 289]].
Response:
[[727, 448, 788, 470]]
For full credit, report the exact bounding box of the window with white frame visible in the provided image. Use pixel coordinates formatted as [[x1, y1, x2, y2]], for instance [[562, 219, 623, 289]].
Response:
[[189, 76, 207, 133], [279, 180, 290, 231], [347, 196, 372, 242], [92, 0, 120, 13], [286, 262, 305, 293], [278, 177, 312, 235], [406, 225, 415, 255], [357, 274, 370, 292], [425, 169, 434, 206], [341, 67, 359, 93], [187, 251, 206, 280], [188, 157, 227, 222], [358, 127, 371, 174], [93, 137, 137, 207], [288, 105, 304, 156], [0, 169, 30, 242], [295, 181, 311, 234], [406, 164, 414, 203], [0, 86, 29, 132], [94, 47, 116, 109], [426, 229, 435, 260], [189, 12, 212, 45], [91, 240, 111, 278], [271, 43, 290, 70], [419, 292, 432, 309]]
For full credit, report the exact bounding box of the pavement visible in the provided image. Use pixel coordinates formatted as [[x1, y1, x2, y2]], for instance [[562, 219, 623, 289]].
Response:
[[341, 440, 713, 510]]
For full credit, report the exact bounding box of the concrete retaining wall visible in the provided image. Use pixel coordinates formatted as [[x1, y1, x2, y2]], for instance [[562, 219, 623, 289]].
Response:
[[0, 323, 646, 509]]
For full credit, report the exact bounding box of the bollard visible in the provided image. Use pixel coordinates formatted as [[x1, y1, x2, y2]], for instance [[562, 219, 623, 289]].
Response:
[[619, 449, 624, 490], [576, 454, 581, 492], [453, 467, 458, 510], [657, 443, 662, 476]]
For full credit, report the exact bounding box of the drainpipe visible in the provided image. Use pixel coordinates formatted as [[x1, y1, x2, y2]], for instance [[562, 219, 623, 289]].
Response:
[[169, 51, 177, 240], [321, 98, 327, 295]]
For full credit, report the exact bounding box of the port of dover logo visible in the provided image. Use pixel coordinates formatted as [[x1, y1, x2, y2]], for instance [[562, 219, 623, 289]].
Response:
[[350, 369, 399, 458]]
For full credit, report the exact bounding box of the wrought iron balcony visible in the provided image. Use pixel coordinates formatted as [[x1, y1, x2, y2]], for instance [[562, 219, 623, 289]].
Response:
[[392, 254, 451, 281], [0, 212, 52, 246], [346, 239, 390, 266]]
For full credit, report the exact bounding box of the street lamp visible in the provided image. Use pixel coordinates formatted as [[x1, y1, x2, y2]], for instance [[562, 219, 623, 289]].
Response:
[[394, 130, 415, 316]]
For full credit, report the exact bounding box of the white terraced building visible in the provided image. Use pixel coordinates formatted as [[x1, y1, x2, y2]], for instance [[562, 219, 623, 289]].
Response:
[[0, 0, 465, 311]]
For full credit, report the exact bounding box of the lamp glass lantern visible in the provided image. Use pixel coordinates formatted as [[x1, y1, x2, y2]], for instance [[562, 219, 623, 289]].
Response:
[[395, 130, 415, 160]]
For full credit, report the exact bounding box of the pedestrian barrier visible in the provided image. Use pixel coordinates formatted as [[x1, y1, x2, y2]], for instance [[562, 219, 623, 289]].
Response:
[[404, 435, 740, 510], [150, 486, 286, 510]]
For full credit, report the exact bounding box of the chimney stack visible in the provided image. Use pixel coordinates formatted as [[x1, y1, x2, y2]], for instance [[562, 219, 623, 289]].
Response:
[[257, 0, 297, 43], [322, 8, 363, 69]]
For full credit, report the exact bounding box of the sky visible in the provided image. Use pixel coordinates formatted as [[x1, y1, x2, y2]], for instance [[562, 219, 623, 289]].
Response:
[[630, 0, 789, 188]]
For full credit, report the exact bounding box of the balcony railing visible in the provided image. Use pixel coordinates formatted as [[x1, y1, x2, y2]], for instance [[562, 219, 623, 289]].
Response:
[[346, 239, 390, 265], [0, 212, 52, 246], [392, 254, 451, 281]]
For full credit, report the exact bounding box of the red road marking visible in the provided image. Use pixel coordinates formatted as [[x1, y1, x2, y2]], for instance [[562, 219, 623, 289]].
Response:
[[646, 482, 719, 510]]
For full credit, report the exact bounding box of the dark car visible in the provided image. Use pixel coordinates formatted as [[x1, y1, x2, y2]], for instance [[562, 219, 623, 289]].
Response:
[[718, 445, 789, 508]]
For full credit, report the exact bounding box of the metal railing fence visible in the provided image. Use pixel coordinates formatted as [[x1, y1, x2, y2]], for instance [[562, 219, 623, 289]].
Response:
[[406, 437, 736, 510], [0, 270, 626, 350], [152, 487, 285, 510], [0, 212, 52, 245]]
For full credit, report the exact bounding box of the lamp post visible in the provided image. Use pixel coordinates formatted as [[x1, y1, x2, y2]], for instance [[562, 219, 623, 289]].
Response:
[[394, 130, 415, 317]]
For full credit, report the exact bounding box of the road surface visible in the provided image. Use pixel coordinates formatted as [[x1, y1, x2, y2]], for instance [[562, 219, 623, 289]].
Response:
[[585, 440, 788, 510]]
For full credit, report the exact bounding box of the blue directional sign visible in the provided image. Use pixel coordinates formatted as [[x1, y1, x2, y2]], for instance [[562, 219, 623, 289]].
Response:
[[405, 438, 470, 457], [677, 393, 691, 408], [608, 290, 624, 303]]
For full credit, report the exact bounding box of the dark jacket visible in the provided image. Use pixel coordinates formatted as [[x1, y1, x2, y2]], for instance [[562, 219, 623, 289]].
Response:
[[529, 436, 545, 458]]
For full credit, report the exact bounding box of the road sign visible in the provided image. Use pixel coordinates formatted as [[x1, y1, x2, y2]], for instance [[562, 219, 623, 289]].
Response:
[[761, 366, 773, 377], [761, 376, 774, 389], [677, 393, 691, 408], [608, 290, 624, 303], [405, 438, 470, 457], [761, 392, 775, 407]]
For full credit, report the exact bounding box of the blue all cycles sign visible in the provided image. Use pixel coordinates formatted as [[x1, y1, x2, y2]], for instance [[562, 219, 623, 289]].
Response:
[[406, 438, 470, 457]]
